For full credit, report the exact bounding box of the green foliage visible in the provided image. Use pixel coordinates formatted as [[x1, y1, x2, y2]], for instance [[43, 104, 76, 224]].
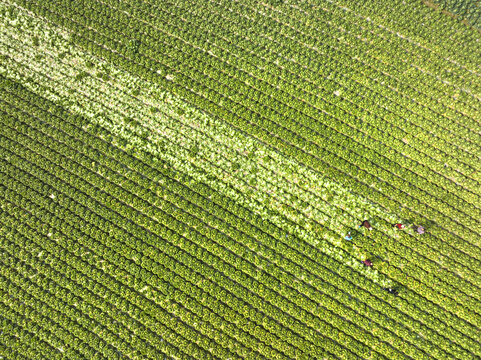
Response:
[[2, 0, 481, 359], [128, 38, 141, 55], [75, 71, 88, 81], [85, 60, 95, 69], [265, 0, 284, 5], [189, 145, 200, 157], [32, 35, 39, 46], [430, 0, 481, 28]]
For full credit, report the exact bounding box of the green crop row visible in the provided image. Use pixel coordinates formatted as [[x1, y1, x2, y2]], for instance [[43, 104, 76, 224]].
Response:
[[0, 283, 67, 359], [3, 0, 481, 358], [431, 0, 481, 28], [178, 0, 481, 153], [0, 96, 371, 358], [0, 76, 476, 360], [3, 4, 480, 348], [0, 80, 430, 358], [0, 75, 464, 354], [3, 0, 480, 304], [340, 0, 481, 67], [1, 71, 478, 358], [0, 207, 188, 360], [15, 0, 480, 290], [20, 0, 475, 250], [0, 136, 269, 359]]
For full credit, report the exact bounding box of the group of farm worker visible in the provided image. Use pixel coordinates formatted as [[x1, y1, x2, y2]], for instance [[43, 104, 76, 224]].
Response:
[[342, 220, 425, 296], [344, 220, 425, 241], [393, 222, 425, 234]]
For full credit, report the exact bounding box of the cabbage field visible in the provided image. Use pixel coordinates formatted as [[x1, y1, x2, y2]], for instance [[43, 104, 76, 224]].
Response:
[[1, 0, 481, 358]]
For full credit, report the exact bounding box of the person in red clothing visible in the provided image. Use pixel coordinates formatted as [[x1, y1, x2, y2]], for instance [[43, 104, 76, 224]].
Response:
[[392, 223, 405, 229], [362, 259, 373, 267]]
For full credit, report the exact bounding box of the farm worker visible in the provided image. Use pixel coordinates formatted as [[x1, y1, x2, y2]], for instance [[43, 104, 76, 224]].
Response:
[[362, 259, 372, 267], [344, 232, 352, 241], [392, 223, 405, 229], [416, 226, 425, 234], [359, 220, 372, 230], [384, 287, 399, 296]]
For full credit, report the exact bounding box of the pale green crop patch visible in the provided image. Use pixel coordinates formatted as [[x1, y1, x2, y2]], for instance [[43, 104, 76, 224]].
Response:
[[0, 1, 398, 287]]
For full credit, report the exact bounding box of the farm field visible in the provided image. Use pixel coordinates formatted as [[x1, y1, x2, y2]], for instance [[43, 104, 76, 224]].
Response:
[[427, 0, 481, 29], [1, 0, 481, 359]]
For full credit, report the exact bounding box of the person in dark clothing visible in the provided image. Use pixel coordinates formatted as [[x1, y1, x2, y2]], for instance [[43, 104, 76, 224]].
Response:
[[362, 259, 372, 267], [359, 220, 373, 230], [392, 223, 405, 229], [383, 287, 399, 296]]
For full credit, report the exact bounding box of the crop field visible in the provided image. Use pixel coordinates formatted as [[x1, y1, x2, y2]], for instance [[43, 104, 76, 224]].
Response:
[[427, 0, 481, 28], [1, 0, 481, 358]]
